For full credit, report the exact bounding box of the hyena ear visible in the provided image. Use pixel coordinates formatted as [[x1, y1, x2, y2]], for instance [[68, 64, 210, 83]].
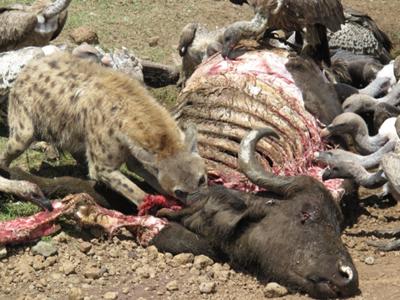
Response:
[[120, 134, 157, 167], [133, 147, 156, 167], [184, 123, 198, 153]]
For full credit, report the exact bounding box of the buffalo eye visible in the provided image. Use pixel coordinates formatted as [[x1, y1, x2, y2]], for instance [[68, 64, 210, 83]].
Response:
[[174, 189, 188, 199], [198, 175, 206, 186], [300, 211, 312, 224], [224, 35, 232, 43]]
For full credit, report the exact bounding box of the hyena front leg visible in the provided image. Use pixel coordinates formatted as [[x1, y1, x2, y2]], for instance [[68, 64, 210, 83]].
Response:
[[0, 110, 34, 167], [91, 167, 147, 206], [86, 135, 146, 206]]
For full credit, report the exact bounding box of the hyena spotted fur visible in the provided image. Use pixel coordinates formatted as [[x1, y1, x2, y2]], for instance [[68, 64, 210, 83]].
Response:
[[0, 52, 207, 206]]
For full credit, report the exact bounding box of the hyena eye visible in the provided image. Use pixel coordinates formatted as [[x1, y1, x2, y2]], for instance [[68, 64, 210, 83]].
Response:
[[198, 175, 206, 186]]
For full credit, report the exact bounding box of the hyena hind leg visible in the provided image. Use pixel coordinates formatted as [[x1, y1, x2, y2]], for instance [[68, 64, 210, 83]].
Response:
[[92, 167, 147, 207], [0, 119, 34, 167]]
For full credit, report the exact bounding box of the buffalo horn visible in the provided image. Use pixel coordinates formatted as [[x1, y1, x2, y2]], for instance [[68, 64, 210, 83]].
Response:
[[239, 127, 299, 196]]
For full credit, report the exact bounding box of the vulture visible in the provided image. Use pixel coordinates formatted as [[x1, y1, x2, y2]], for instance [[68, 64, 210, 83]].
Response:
[[0, 0, 71, 52], [224, 0, 345, 66], [328, 7, 393, 64], [177, 23, 225, 85]]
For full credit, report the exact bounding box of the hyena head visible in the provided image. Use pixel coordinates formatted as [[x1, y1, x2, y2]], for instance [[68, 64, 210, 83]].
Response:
[[134, 124, 207, 204], [156, 124, 207, 204]]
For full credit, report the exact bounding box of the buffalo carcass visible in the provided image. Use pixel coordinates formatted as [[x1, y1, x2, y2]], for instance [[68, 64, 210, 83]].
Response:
[[152, 128, 359, 299], [173, 49, 344, 198]]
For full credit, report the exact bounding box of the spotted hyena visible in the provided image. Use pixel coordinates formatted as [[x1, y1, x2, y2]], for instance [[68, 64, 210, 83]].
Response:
[[0, 53, 207, 206]]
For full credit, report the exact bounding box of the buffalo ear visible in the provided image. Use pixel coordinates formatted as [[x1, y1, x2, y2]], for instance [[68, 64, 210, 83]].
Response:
[[209, 192, 267, 238], [214, 206, 267, 239], [184, 123, 198, 153]]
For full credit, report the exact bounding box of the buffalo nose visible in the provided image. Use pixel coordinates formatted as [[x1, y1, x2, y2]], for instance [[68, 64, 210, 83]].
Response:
[[336, 262, 359, 296], [338, 264, 354, 284]]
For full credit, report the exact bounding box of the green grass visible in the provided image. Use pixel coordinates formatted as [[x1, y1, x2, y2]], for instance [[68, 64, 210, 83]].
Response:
[[0, 136, 78, 220], [0, 198, 40, 221], [41, 235, 52, 242]]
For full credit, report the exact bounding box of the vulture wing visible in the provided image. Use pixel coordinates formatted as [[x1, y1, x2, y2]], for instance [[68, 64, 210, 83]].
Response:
[[291, 0, 345, 31], [247, 0, 345, 31], [0, 9, 37, 52], [344, 7, 392, 52]]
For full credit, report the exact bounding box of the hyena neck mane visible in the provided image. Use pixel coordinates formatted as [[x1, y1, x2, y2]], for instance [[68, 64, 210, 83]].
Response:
[[101, 70, 187, 160]]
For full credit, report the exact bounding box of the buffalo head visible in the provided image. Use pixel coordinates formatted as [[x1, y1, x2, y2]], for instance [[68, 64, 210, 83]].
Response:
[[154, 127, 359, 299]]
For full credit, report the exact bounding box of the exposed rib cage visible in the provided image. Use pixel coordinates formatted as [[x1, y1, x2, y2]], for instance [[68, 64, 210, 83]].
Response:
[[173, 49, 343, 197]]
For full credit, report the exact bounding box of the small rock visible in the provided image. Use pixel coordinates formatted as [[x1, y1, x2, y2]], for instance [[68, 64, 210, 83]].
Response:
[[70, 27, 99, 44], [264, 282, 288, 298], [355, 242, 369, 252], [122, 287, 129, 294], [148, 36, 159, 47], [62, 262, 76, 275], [109, 249, 119, 258], [32, 241, 57, 257], [193, 255, 214, 270], [189, 267, 201, 276], [83, 267, 103, 279], [53, 232, 70, 243], [79, 242, 92, 254], [0, 246, 7, 259], [32, 259, 45, 271], [50, 272, 63, 281], [345, 239, 356, 249], [44, 256, 58, 267], [146, 245, 159, 259], [166, 280, 179, 291], [103, 292, 118, 300], [171, 253, 194, 267], [199, 281, 216, 294], [68, 287, 83, 300], [365, 256, 375, 265], [215, 270, 230, 282], [136, 266, 150, 278]]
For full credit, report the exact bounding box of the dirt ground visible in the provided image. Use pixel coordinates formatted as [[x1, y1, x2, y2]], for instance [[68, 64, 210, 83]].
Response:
[[1, 0, 400, 299]]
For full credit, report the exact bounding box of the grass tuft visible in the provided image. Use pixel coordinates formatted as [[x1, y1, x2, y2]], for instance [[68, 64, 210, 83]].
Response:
[[0, 198, 40, 222]]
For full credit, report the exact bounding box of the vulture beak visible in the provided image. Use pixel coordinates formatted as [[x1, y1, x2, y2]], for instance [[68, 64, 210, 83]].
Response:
[[221, 46, 231, 60], [320, 126, 333, 138], [322, 168, 333, 181]]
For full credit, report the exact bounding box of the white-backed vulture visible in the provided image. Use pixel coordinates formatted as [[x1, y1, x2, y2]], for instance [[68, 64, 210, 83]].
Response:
[[177, 23, 225, 86], [328, 7, 393, 64]]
